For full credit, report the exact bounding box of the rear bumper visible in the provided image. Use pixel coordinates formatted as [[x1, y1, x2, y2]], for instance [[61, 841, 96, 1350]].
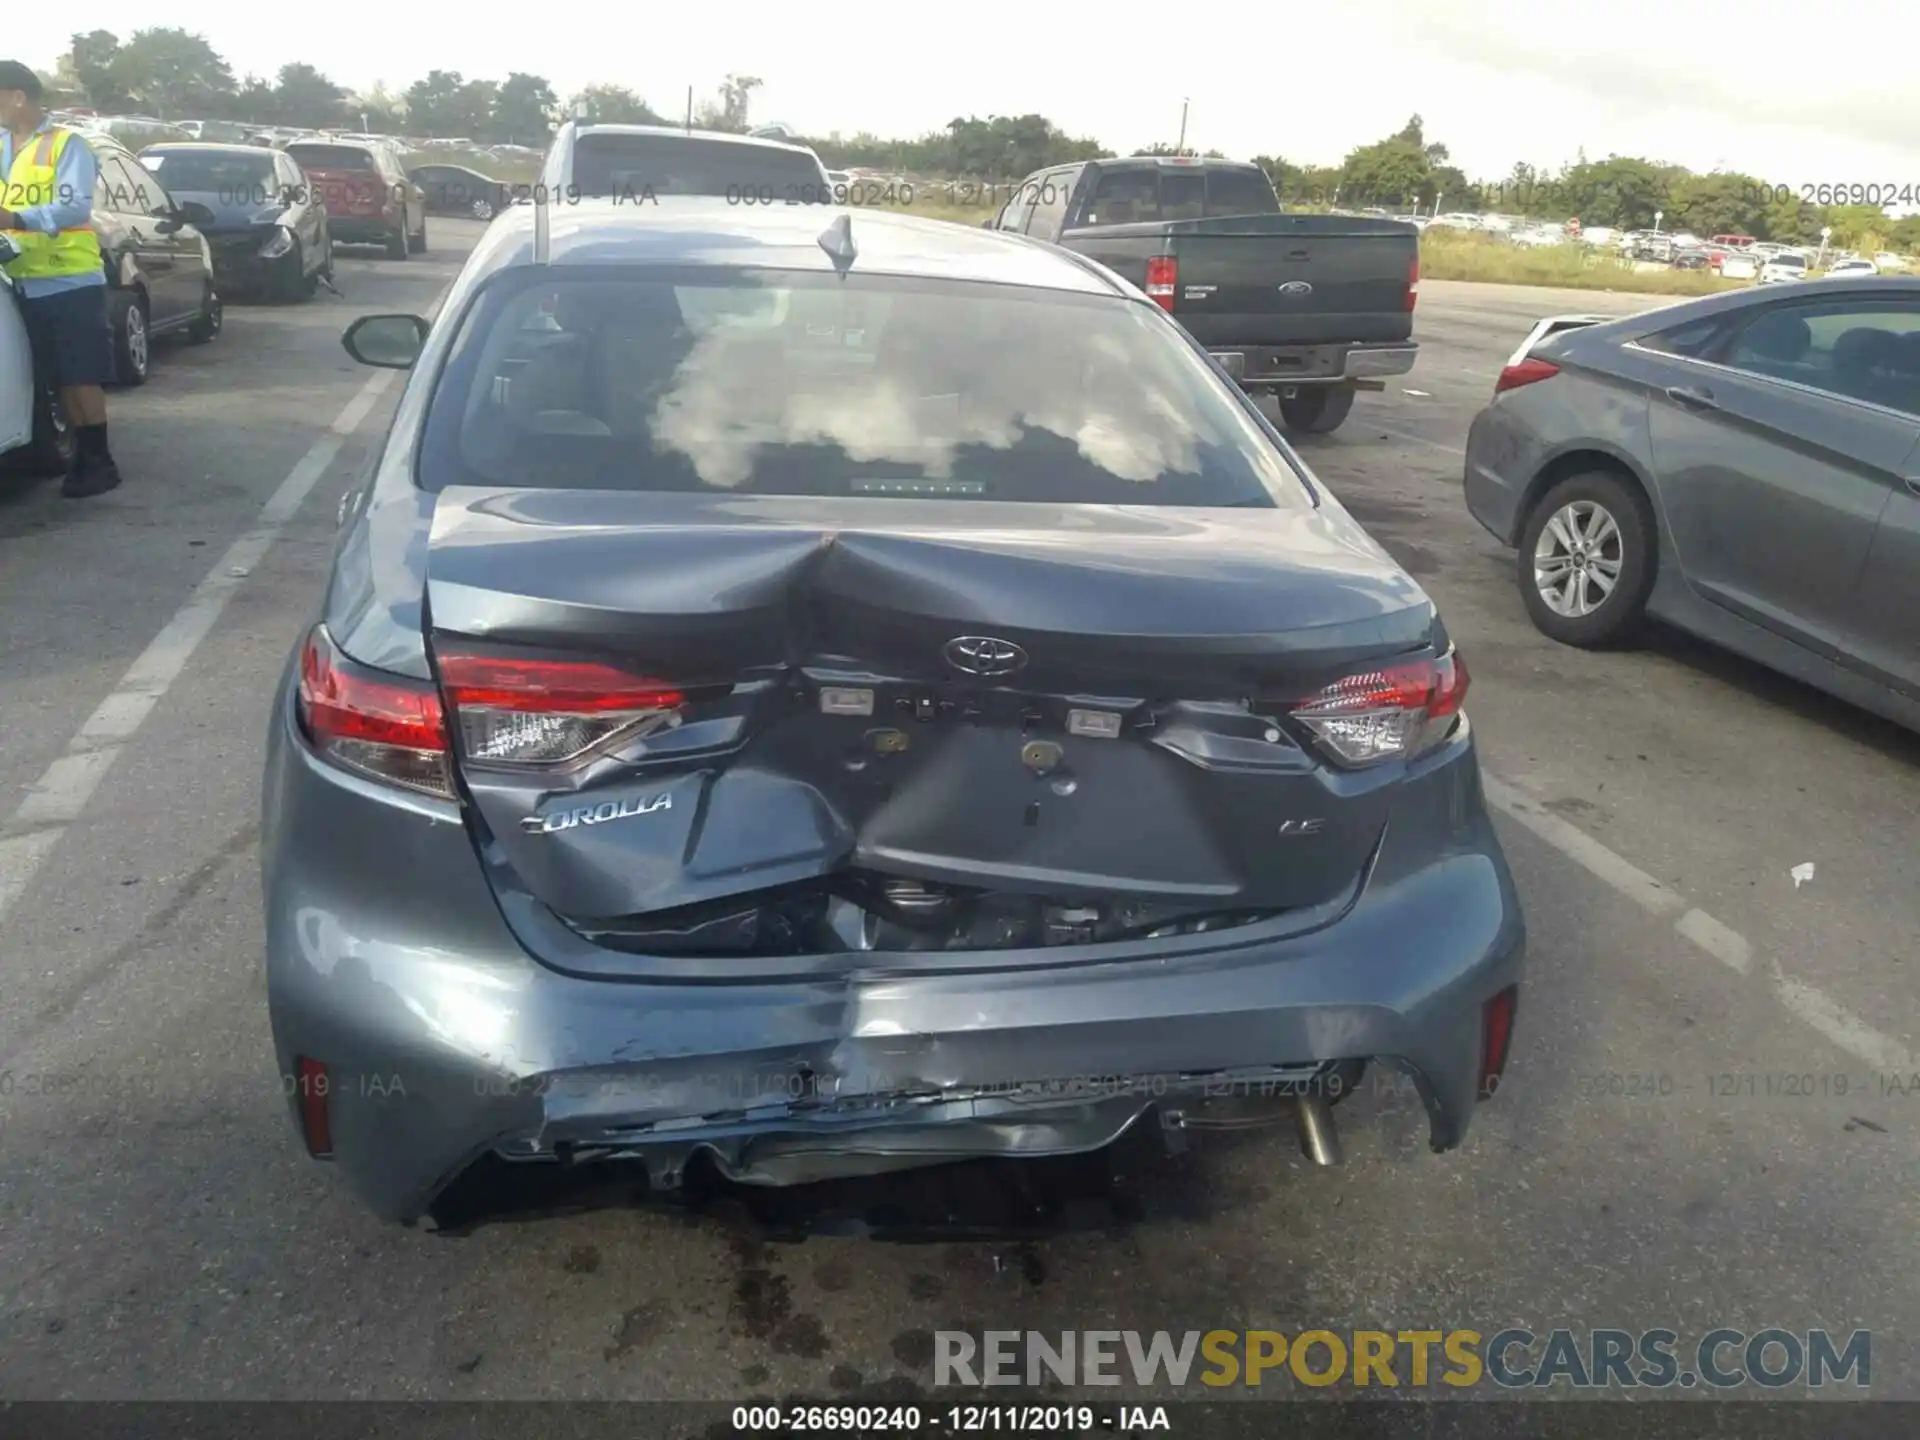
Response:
[[326, 215, 399, 243], [1210, 343, 1418, 388], [261, 671, 1525, 1225], [207, 238, 296, 287]]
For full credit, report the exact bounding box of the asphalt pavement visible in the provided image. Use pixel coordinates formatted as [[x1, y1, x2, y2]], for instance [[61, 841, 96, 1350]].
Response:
[[1, 228, 1916, 1403]]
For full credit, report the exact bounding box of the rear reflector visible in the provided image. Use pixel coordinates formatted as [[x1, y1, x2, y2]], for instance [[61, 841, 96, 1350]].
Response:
[[1145, 254, 1178, 311], [435, 649, 689, 767], [297, 626, 454, 798], [1478, 985, 1519, 1100], [1494, 357, 1560, 393], [295, 1056, 334, 1157], [1289, 650, 1469, 767]]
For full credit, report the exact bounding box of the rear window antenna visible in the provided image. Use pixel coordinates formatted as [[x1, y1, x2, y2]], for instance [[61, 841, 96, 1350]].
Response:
[[818, 212, 857, 274]]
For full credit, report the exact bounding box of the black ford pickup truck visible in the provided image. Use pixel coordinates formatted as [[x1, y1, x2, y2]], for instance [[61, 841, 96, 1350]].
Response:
[[986, 156, 1419, 435]]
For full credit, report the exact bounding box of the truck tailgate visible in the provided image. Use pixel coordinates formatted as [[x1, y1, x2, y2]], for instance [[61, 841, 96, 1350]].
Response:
[[1161, 215, 1418, 348]]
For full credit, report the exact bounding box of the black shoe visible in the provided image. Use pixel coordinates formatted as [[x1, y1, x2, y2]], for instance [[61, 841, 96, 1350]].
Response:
[[62, 458, 122, 498]]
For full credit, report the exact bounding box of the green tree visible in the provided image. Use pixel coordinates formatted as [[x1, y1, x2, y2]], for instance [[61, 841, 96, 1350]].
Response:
[[1556, 155, 1668, 229], [1339, 137, 1429, 206], [451, 80, 499, 138], [404, 70, 468, 136], [273, 62, 346, 128], [111, 27, 236, 119], [1888, 215, 1920, 251], [68, 30, 131, 110], [719, 74, 761, 131], [569, 84, 663, 126], [491, 72, 557, 144], [1665, 171, 1768, 240], [229, 76, 276, 122]]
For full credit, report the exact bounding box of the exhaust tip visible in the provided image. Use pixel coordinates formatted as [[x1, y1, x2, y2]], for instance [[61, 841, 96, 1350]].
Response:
[[1294, 1093, 1342, 1167]]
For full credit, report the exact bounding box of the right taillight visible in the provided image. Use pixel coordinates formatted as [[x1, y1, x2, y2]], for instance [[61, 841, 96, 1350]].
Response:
[[297, 626, 454, 797], [1289, 649, 1469, 767], [1144, 254, 1177, 311], [1494, 357, 1560, 394], [435, 649, 689, 768]]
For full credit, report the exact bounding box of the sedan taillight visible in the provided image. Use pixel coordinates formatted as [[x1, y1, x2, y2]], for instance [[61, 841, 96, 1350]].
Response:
[[1494, 358, 1560, 394], [297, 626, 454, 797], [1290, 650, 1469, 767], [435, 650, 689, 768]]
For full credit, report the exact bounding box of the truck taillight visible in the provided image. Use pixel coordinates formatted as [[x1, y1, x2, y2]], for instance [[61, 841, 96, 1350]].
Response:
[[1407, 254, 1420, 311], [1145, 254, 1177, 311]]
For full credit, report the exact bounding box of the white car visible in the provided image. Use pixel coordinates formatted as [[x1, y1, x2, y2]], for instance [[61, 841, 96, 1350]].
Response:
[[1719, 253, 1761, 280], [0, 237, 75, 476], [1823, 257, 1879, 279], [1872, 251, 1909, 271], [1759, 253, 1809, 284]]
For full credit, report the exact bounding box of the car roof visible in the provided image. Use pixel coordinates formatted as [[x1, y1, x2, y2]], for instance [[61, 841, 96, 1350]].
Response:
[[478, 200, 1125, 296], [142, 142, 274, 155], [566, 123, 819, 157], [1575, 274, 1920, 341]]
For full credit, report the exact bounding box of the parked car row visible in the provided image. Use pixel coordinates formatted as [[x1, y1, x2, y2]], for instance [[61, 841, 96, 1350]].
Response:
[[0, 132, 437, 479]]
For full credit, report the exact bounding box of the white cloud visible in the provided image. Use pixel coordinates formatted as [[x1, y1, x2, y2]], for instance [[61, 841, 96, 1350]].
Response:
[[17, 0, 1917, 189]]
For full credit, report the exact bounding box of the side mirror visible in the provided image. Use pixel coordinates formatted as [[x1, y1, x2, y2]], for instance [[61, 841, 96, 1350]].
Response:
[[177, 201, 216, 230], [342, 313, 429, 369]]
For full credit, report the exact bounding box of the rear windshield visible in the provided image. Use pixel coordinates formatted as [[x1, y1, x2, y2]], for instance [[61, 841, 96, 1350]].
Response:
[[286, 144, 377, 172], [1088, 165, 1278, 224], [572, 134, 828, 199], [419, 271, 1301, 507], [141, 149, 275, 192]]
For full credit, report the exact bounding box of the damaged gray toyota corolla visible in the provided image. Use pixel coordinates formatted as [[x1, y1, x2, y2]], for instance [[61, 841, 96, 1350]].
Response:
[[260, 201, 1525, 1224]]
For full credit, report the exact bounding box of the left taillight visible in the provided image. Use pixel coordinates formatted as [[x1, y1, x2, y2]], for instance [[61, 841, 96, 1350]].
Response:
[[1289, 649, 1469, 767], [1144, 254, 1178, 311], [296, 625, 455, 798], [1406, 253, 1420, 312], [435, 649, 689, 768]]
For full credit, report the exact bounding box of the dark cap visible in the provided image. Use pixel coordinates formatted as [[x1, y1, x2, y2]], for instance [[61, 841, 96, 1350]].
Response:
[[0, 62, 44, 98]]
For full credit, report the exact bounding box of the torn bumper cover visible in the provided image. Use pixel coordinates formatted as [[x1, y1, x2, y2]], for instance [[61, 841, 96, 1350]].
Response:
[[262, 685, 1525, 1225]]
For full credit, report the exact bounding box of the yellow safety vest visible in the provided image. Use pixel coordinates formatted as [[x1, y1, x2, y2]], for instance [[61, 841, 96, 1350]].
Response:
[[2, 126, 105, 280]]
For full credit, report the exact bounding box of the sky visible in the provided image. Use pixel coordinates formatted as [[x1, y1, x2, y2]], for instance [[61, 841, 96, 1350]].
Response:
[[14, 0, 1919, 200]]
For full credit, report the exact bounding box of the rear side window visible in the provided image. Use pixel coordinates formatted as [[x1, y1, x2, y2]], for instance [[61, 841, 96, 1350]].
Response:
[[418, 270, 1305, 508], [572, 134, 828, 200], [1025, 172, 1074, 241], [1083, 168, 1158, 225], [1721, 300, 1920, 415], [1637, 316, 1726, 357], [287, 144, 376, 172], [1204, 167, 1280, 216]]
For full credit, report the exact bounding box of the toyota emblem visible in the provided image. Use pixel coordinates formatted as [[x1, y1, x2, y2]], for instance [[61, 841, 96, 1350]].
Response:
[[943, 636, 1028, 677]]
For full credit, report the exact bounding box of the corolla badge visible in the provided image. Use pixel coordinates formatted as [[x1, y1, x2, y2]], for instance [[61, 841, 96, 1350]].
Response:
[[944, 635, 1028, 677], [1277, 280, 1314, 296], [521, 792, 672, 834]]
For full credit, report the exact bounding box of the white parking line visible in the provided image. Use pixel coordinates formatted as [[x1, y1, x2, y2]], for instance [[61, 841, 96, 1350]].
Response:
[[1485, 772, 1912, 1073], [0, 286, 449, 926]]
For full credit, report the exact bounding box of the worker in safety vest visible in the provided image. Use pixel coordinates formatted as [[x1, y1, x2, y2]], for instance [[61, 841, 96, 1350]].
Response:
[[0, 61, 122, 497]]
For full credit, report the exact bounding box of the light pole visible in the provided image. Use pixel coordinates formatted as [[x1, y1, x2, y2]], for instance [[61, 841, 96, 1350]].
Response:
[[1176, 98, 1188, 153]]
